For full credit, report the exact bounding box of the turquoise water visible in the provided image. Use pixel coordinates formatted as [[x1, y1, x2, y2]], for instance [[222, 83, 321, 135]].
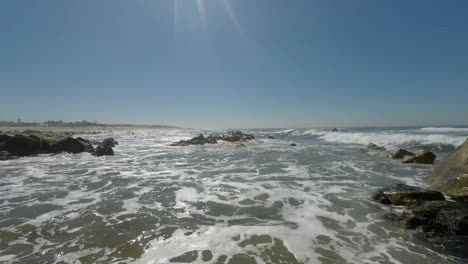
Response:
[[0, 127, 467, 263]]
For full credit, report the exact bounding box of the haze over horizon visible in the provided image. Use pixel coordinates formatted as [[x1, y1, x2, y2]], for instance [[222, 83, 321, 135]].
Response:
[[1, 0, 467, 129]]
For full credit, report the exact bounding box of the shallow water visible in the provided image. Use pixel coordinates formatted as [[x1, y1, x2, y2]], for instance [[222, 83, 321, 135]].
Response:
[[0, 127, 467, 263]]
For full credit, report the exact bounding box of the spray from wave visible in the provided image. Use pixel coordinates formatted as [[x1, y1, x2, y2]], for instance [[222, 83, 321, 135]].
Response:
[[301, 129, 467, 149]]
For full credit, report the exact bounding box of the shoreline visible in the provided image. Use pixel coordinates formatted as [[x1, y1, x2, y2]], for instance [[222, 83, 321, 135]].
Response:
[[0, 125, 178, 133]]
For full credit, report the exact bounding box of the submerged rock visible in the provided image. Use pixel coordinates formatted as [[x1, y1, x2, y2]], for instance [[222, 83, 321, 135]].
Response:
[[431, 139, 468, 199], [268, 136, 275, 139], [101, 137, 118, 148], [402, 151, 436, 164], [171, 131, 254, 146], [289, 143, 297, 147], [92, 145, 114, 156], [371, 183, 445, 207], [170, 134, 218, 146], [169, 250, 198, 263], [368, 143, 385, 150], [214, 131, 255, 142], [389, 149, 415, 159], [331, 128, 339, 132]]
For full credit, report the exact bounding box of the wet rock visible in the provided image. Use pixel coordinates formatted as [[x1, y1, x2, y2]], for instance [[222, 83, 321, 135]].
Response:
[[171, 131, 254, 146], [50, 137, 94, 154], [331, 128, 339, 132], [169, 250, 198, 263], [211, 131, 255, 142], [402, 201, 468, 237], [215, 255, 228, 264], [0, 135, 42, 156], [238, 199, 256, 205], [170, 134, 218, 146], [0, 151, 16, 160], [431, 139, 468, 199], [368, 143, 385, 150], [371, 183, 445, 207], [268, 136, 275, 139], [444, 174, 468, 202], [0, 134, 9, 144], [92, 146, 114, 157], [101, 138, 118, 148], [389, 149, 415, 159], [402, 151, 436, 164], [202, 250, 213, 261], [253, 193, 270, 201], [228, 254, 257, 264], [289, 143, 297, 147], [28, 135, 41, 141]]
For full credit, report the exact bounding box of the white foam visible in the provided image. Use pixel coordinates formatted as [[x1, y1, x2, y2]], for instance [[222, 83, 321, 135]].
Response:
[[420, 127, 468, 133], [316, 131, 466, 149]]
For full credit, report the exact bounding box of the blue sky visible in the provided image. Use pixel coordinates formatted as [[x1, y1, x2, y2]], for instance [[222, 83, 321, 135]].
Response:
[[1, 0, 467, 128]]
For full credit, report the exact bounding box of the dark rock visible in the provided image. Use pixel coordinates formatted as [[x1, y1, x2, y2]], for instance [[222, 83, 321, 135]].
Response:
[[431, 139, 468, 199], [289, 143, 297, 147], [0, 135, 43, 156], [171, 131, 254, 146], [92, 146, 114, 156], [76, 137, 92, 145], [268, 136, 275, 139], [389, 149, 415, 159], [331, 128, 339, 132], [0, 134, 9, 144], [169, 250, 198, 262], [101, 137, 118, 148], [0, 150, 17, 161], [402, 151, 436, 164], [50, 137, 94, 154], [402, 201, 468, 237], [368, 143, 385, 150], [170, 134, 218, 146], [215, 131, 255, 142], [371, 183, 445, 207], [28, 135, 41, 141], [202, 250, 213, 261]]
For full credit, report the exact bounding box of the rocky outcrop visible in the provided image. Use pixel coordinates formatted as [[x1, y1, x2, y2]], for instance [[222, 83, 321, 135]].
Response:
[[170, 134, 217, 146], [431, 139, 468, 200], [0, 135, 43, 156], [331, 128, 339, 132], [268, 136, 275, 139], [389, 149, 415, 159], [371, 183, 445, 207], [50, 137, 94, 154], [213, 131, 255, 142], [402, 201, 468, 237], [171, 131, 255, 146], [372, 184, 468, 238], [0, 133, 108, 159], [402, 151, 436, 164]]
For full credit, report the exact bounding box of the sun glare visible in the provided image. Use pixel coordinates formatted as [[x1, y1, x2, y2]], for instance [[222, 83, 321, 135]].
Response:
[[173, 0, 245, 37]]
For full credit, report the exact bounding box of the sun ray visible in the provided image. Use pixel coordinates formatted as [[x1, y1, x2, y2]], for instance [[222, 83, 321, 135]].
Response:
[[196, 0, 208, 30], [221, 0, 245, 38], [173, 0, 180, 33]]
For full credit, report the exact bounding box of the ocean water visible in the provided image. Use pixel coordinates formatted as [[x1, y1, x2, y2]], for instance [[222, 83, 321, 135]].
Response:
[[0, 127, 467, 264]]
